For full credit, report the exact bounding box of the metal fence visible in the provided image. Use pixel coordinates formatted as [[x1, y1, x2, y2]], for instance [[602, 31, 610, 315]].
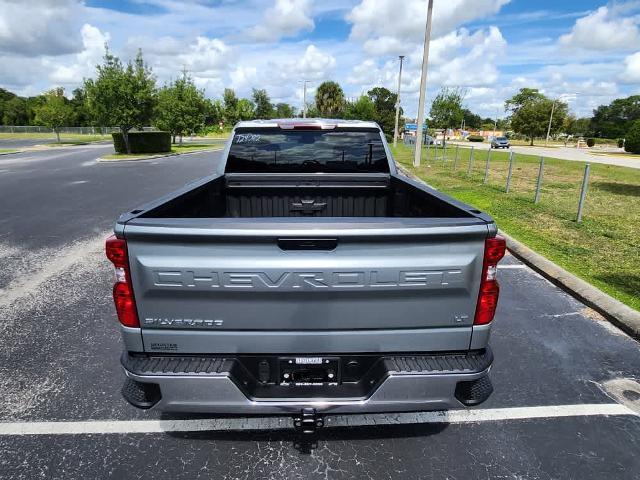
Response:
[[416, 142, 592, 223], [0, 126, 160, 134]]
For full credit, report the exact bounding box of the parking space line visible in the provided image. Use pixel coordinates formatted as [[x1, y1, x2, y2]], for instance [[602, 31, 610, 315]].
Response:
[[498, 265, 527, 269], [0, 404, 635, 436]]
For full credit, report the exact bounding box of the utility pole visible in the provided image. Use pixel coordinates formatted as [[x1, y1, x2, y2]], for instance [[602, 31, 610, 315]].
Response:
[[414, 0, 434, 167], [302, 80, 310, 118], [393, 55, 405, 147], [545, 99, 556, 147], [493, 107, 498, 139]]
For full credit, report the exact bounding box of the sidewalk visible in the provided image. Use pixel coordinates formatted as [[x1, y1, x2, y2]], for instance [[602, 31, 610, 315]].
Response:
[[447, 141, 640, 169]]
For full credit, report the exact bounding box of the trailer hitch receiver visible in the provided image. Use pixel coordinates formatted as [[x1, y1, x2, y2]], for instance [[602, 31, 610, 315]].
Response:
[[293, 408, 324, 434]]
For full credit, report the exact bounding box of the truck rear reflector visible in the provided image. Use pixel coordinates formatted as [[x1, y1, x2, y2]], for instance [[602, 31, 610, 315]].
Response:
[[106, 235, 139, 328], [474, 235, 506, 325]]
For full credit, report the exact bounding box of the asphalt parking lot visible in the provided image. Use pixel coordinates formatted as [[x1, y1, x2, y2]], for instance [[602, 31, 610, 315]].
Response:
[[0, 145, 639, 479]]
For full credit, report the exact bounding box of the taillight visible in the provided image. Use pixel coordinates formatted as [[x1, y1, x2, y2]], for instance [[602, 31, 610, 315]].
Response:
[[105, 235, 139, 328], [474, 235, 506, 325]]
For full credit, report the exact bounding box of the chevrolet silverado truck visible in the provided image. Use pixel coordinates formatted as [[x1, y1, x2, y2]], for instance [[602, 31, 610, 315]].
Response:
[[106, 119, 505, 431]]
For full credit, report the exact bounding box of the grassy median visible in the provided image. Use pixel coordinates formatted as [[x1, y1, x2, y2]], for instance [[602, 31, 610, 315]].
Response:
[[391, 143, 640, 311], [101, 143, 223, 160]]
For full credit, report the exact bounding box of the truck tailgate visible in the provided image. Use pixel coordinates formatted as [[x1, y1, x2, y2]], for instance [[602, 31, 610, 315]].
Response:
[[125, 222, 488, 354]]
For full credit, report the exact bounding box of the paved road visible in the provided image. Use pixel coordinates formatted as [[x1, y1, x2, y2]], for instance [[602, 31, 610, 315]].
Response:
[[0, 145, 639, 479], [448, 141, 640, 169], [0, 137, 61, 149]]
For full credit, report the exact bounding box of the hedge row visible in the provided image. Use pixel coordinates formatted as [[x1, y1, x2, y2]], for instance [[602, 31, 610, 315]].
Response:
[[112, 131, 171, 154], [467, 135, 484, 142]]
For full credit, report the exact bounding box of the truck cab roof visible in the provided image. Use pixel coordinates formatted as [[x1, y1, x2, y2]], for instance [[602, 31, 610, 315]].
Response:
[[234, 118, 381, 130]]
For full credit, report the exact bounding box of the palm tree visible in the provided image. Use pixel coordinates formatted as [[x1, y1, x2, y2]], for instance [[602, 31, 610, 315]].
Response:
[[315, 81, 345, 118]]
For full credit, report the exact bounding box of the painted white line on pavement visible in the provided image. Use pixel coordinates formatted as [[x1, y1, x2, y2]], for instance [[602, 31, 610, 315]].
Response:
[[0, 404, 635, 436], [498, 264, 527, 269]]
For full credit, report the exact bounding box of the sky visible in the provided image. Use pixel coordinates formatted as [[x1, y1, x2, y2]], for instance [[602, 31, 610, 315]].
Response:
[[1, 0, 640, 119]]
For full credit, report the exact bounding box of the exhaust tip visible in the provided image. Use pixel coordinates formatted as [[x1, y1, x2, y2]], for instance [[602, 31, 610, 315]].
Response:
[[122, 378, 161, 409]]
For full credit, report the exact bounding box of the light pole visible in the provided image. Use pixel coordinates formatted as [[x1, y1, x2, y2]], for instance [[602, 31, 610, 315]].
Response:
[[301, 80, 311, 118], [413, 0, 434, 167], [393, 55, 405, 147], [545, 93, 574, 146], [544, 99, 556, 147]]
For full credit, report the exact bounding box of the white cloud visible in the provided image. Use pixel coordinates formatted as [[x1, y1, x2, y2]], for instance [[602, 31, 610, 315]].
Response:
[[431, 27, 507, 87], [179, 37, 229, 75], [229, 65, 258, 91], [347, 0, 509, 49], [559, 6, 640, 51], [620, 51, 640, 83], [0, 0, 81, 56], [297, 45, 336, 77], [48, 24, 109, 85], [245, 0, 314, 42]]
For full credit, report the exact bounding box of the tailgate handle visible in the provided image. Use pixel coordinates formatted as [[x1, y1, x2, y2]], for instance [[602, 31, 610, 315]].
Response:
[[277, 238, 338, 251]]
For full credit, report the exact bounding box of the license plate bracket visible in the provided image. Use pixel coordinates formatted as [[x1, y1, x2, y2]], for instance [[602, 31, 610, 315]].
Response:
[[278, 357, 341, 386]]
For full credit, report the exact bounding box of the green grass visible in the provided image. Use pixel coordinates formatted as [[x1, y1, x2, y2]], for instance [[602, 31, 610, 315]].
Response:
[[102, 143, 223, 160], [0, 148, 18, 154], [392, 143, 640, 312], [0, 132, 110, 142], [201, 131, 231, 139]]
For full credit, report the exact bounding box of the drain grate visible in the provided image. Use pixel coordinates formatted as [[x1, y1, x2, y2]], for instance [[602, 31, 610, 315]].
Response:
[[600, 378, 640, 415]]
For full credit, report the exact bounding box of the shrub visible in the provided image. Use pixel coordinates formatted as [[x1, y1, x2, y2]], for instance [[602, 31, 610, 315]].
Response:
[[618, 138, 624, 148], [112, 131, 171, 154], [586, 138, 595, 147], [467, 135, 484, 142], [624, 120, 640, 153]]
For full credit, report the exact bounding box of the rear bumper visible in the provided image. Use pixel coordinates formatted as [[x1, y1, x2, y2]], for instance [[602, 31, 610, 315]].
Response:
[[121, 349, 493, 414]]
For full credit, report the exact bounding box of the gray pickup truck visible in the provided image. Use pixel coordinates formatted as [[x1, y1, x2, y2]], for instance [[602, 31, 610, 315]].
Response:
[[106, 119, 505, 431]]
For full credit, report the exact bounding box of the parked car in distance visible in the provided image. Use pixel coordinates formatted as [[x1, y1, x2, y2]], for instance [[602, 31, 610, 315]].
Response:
[[491, 136, 510, 149]]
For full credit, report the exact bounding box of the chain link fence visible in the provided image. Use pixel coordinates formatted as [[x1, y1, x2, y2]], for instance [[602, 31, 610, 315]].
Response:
[[0, 126, 162, 134]]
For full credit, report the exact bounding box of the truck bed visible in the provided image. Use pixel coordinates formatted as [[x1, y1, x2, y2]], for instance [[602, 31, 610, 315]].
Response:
[[133, 173, 479, 219]]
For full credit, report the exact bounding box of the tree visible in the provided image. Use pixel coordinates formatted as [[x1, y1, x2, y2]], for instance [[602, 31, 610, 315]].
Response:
[[344, 95, 376, 121], [315, 81, 345, 118], [590, 95, 640, 138], [563, 115, 591, 137], [624, 120, 640, 153], [205, 99, 224, 127], [505, 88, 567, 145], [252, 88, 274, 119], [274, 102, 295, 118], [70, 87, 91, 127], [222, 88, 239, 126], [84, 48, 156, 153], [367, 87, 398, 139], [236, 98, 255, 121], [2, 96, 28, 125], [461, 108, 482, 129], [429, 87, 466, 133], [33, 88, 73, 143], [154, 71, 208, 143]]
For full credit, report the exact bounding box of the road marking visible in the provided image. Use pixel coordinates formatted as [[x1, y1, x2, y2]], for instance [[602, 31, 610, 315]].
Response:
[[0, 404, 635, 436], [498, 264, 527, 269]]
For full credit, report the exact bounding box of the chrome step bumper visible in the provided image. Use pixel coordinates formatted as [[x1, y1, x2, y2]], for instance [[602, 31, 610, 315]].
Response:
[[121, 349, 493, 414]]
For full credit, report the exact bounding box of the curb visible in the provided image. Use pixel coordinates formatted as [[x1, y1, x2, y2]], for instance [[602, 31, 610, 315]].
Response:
[[501, 232, 640, 340], [97, 147, 223, 162], [395, 162, 640, 340]]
